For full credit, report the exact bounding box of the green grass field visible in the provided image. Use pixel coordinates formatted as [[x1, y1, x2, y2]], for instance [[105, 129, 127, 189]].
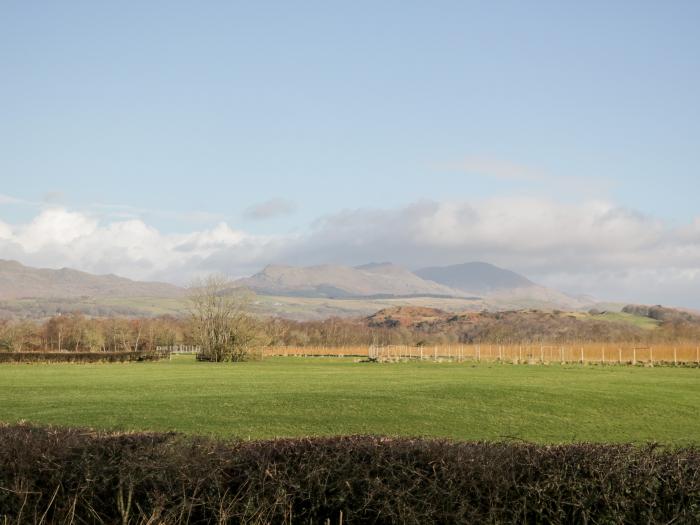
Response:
[[1, 356, 699, 444], [579, 310, 661, 330]]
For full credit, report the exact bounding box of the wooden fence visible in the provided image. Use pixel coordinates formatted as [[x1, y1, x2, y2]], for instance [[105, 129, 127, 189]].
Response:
[[156, 345, 201, 354], [262, 343, 700, 365]]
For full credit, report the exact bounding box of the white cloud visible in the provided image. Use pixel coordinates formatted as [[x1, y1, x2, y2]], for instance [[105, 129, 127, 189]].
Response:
[[285, 198, 700, 305], [244, 198, 297, 220], [1, 200, 700, 307], [0, 220, 11, 240], [42, 191, 65, 204], [0, 208, 261, 282], [16, 208, 98, 251]]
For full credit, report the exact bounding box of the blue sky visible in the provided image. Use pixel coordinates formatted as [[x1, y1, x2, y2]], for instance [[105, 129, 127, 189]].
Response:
[[1, 2, 700, 306]]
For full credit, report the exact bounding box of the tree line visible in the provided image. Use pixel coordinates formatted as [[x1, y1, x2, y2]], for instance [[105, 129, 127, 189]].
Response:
[[2, 308, 699, 354], [1, 278, 699, 361], [0, 315, 183, 353]]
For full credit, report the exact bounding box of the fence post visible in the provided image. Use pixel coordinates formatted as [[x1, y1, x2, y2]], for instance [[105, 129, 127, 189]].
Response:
[[674, 347, 677, 366], [650, 347, 654, 366], [580, 347, 584, 364], [633, 347, 636, 365], [434, 346, 437, 361], [601, 346, 605, 364]]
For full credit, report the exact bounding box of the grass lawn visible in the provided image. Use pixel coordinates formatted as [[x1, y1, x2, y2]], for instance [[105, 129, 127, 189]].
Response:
[[1, 356, 698, 444]]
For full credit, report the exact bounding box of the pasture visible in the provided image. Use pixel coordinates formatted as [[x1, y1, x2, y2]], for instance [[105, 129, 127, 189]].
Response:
[[1, 356, 700, 444]]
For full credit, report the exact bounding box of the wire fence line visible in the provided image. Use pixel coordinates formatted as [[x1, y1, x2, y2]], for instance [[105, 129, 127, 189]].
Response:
[[261, 343, 700, 365]]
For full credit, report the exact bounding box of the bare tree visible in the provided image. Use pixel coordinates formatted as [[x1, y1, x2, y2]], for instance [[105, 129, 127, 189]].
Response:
[[0, 320, 37, 352], [188, 275, 266, 362]]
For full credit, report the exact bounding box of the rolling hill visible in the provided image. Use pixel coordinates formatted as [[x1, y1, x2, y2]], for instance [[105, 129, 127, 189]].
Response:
[[233, 263, 471, 298], [0, 259, 184, 300]]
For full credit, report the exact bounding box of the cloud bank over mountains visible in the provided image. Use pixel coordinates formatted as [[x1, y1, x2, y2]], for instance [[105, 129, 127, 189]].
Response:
[[1, 198, 699, 307]]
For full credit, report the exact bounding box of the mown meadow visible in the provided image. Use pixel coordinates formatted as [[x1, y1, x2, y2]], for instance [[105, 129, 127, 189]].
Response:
[[2, 355, 700, 444]]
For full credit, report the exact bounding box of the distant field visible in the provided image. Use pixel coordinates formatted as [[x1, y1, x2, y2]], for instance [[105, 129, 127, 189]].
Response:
[[0, 294, 483, 320], [0, 295, 189, 318], [250, 294, 485, 319], [1, 356, 699, 444], [570, 310, 661, 330], [1, 293, 629, 320]]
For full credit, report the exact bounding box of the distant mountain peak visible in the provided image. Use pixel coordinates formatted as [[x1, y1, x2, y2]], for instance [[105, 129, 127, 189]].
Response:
[[0, 259, 25, 270], [235, 262, 467, 299], [355, 262, 414, 276], [259, 264, 292, 274], [415, 262, 534, 293], [355, 262, 394, 270]]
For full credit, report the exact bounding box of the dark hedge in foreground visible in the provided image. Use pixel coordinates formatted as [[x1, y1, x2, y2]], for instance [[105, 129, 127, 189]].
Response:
[[1, 424, 699, 524]]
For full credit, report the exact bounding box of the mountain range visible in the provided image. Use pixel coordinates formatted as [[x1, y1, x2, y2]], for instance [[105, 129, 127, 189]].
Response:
[[233, 261, 591, 310], [0, 259, 183, 300], [233, 262, 471, 299], [0, 259, 597, 318]]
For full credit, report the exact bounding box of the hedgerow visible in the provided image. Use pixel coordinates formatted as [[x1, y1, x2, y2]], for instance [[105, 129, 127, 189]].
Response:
[[0, 424, 699, 524], [0, 351, 166, 364]]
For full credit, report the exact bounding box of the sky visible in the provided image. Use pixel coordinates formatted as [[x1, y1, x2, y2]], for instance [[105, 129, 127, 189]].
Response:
[[1, 2, 700, 307]]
